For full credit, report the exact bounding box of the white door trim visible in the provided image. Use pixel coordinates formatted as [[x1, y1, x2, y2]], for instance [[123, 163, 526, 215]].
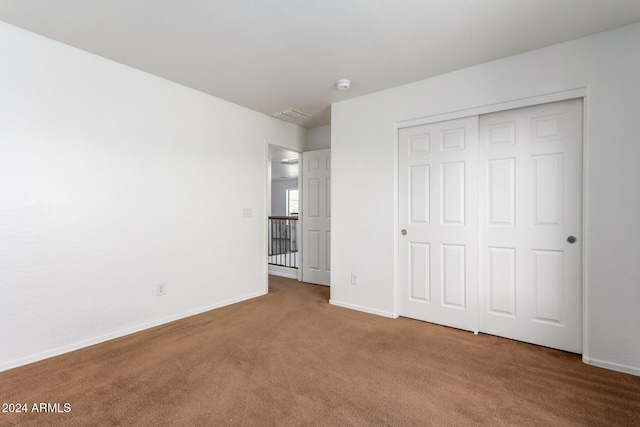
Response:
[[394, 88, 589, 359], [397, 88, 587, 129]]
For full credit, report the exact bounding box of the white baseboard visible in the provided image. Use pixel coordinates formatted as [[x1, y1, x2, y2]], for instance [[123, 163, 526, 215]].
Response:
[[0, 290, 267, 373], [268, 265, 299, 279], [329, 299, 395, 318], [582, 355, 640, 377]]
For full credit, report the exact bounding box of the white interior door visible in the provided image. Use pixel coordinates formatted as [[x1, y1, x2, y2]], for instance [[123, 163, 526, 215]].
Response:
[[398, 117, 479, 332], [478, 99, 583, 353], [302, 149, 331, 286], [398, 98, 583, 352]]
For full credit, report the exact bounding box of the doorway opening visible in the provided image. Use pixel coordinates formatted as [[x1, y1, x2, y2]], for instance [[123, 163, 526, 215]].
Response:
[[268, 145, 301, 280]]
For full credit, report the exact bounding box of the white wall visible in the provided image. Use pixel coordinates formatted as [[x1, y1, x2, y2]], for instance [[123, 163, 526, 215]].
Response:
[[0, 22, 306, 371], [307, 124, 331, 150], [270, 179, 298, 216], [331, 23, 640, 375]]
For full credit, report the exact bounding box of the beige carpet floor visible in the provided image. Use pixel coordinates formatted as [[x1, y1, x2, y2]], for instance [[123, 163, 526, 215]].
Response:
[[0, 275, 638, 426]]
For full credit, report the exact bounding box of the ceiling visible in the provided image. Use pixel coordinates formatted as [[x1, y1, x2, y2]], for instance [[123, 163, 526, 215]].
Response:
[[269, 146, 299, 181], [1, 1, 640, 129]]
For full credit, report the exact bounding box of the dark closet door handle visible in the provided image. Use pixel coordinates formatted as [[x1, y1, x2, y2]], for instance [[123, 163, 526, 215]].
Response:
[[567, 236, 577, 244]]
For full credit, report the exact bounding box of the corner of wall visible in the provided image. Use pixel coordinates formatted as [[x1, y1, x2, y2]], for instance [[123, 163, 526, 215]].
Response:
[[307, 124, 331, 150]]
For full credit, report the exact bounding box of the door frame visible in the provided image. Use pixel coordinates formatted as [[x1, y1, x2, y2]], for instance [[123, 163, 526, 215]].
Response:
[[393, 87, 590, 358], [265, 139, 303, 291]]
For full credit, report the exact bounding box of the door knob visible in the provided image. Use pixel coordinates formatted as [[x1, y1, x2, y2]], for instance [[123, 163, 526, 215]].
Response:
[[567, 236, 577, 244], [401, 229, 407, 236]]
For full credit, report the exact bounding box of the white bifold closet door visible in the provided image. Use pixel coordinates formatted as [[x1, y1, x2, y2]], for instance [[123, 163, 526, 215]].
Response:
[[398, 116, 480, 333], [398, 98, 583, 353], [478, 99, 583, 353]]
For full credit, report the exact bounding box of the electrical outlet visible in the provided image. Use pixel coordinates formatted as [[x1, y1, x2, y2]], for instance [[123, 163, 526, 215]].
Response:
[[350, 273, 358, 285], [156, 283, 166, 296]]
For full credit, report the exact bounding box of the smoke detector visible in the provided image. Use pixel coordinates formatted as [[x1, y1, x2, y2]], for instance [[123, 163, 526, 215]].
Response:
[[336, 79, 351, 90]]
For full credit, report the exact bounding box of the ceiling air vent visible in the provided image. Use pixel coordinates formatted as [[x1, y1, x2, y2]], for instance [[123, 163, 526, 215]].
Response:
[[272, 108, 311, 121]]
